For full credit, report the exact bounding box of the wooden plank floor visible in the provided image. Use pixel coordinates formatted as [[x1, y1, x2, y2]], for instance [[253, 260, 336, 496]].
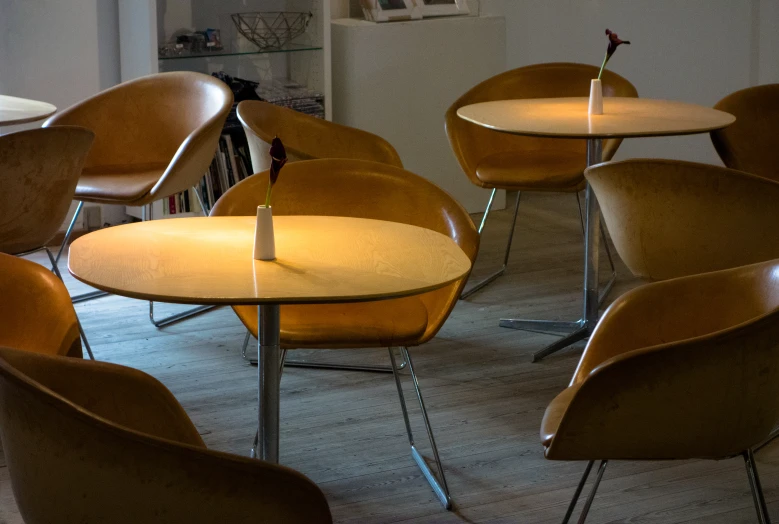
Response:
[[2, 191, 779, 523]]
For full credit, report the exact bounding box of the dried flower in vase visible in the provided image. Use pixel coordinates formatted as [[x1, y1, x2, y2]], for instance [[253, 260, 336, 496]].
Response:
[[598, 29, 631, 80], [264, 136, 288, 208]]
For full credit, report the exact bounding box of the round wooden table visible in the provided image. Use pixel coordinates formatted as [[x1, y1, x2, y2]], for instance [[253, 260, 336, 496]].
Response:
[[68, 215, 471, 463], [0, 95, 56, 126], [458, 97, 735, 361]]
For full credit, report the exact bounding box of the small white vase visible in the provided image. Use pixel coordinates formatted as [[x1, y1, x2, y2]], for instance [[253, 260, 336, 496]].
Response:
[[588, 79, 603, 115], [253, 205, 275, 261]]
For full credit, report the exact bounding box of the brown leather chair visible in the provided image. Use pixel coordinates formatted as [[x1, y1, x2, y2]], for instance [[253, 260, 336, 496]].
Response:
[[0, 127, 95, 358], [710, 84, 779, 182], [44, 72, 234, 326], [237, 100, 403, 171], [585, 159, 779, 281], [0, 346, 332, 524], [211, 158, 479, 508], [541, 259, 779, 523], [446, 62, 638, 298], [0, 254, 83, 359]]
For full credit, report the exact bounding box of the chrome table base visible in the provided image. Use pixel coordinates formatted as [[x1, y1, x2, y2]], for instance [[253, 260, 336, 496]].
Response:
[[501, 138, 607, 362]]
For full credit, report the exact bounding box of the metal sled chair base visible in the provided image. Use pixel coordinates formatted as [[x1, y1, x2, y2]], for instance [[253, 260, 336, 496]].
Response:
[[561, 450, 770, 524], [240, 329, 407, 372], [249, 346, 451, 509]]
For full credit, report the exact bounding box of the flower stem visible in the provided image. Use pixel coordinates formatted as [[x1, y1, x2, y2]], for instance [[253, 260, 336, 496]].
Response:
[[597, 51, 609, 80], [264, 182, 272, 208]]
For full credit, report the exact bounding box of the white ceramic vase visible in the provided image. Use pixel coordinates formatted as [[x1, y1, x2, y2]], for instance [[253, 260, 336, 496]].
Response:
[[253, 205, 275, 261], [588, 79, 603, 115]]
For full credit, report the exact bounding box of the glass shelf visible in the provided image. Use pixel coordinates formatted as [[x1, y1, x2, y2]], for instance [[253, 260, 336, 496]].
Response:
[[158, 42, 322, 61]]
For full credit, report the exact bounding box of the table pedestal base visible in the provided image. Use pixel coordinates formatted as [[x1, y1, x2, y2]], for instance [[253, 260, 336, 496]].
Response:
[[501, 138, 605, 362], [257, 304, 281, 463]]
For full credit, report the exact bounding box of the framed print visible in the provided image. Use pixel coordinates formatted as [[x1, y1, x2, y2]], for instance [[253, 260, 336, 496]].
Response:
[[360, 0, 422, 22], [418, 0, 469, 17]]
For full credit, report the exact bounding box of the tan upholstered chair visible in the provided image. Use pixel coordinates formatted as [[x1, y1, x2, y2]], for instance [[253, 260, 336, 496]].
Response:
[[211, 158, 479, 508], [446, 62, 638, 298], [585, 159, 779, 281], [0, 127, 95, 358], [0, 254, 83, 359], [541, 259, 779, 523], [44, 72, 233, 326], [237, 101, 403, 371], [710, 83, 779, 182], [237, 100, 403, 171], [0, 347, 332, 524]]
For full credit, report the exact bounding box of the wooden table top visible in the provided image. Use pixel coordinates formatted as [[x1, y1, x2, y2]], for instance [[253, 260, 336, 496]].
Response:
[[68, 216, 472, 305], [456, 97, 735, 139], [0, 95, 57, 126]]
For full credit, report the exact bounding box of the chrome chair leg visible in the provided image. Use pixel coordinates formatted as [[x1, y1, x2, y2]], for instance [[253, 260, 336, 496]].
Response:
[[45, 247, 95, 360], [389, 346, 452, 509], [564, 459, 607, 524], [744, 449, 772, 524], [146, 196, 218, 327], [460, 189, 522, 300], [241, 328, 407, 372], [562, 461, 594, 524]]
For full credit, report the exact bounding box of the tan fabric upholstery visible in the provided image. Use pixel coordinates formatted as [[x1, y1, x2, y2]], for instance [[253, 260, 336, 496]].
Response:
[[0, 254, 82, 358], [0, 127, 94, 255], [210, 158, 479, 349], [585, 159, 779, 281], [445, 62, 638, 192], [44, 72, 233, 207], [711, 83, 779, 182], [0, 347, 332, 523], [237, 100, 403, 172], [542, 260, 779, 460]]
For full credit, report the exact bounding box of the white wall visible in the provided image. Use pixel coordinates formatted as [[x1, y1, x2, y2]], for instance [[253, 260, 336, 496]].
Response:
[[0, 0, 124, 229], [499, 0, 778, 165]]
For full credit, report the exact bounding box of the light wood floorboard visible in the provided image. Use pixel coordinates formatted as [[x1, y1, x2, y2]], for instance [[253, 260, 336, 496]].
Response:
[[2, 191, 778, 523]]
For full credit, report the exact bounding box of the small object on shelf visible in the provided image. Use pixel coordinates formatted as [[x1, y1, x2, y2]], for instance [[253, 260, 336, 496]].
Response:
[[257, 79, 325, 119], [158, 28, 223, 58], [418, 0, 469, 17], [360, 0, 422, 22], [231, 12, 313, 51]]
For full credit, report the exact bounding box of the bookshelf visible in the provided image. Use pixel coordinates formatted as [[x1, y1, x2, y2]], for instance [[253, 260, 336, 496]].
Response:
[[119, 0, 332, 220]]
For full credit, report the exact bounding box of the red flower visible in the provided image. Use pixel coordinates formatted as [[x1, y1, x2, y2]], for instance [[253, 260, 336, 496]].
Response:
[[269, 136, 287, 186], [605, 29, 630, 60]]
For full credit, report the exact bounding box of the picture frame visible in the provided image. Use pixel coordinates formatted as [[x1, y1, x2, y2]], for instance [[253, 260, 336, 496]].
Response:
[[360, 0, 422, 22], [418, 0, 469, 17]]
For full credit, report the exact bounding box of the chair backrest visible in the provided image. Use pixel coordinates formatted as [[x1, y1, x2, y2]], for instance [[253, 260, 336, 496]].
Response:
[[547, 259, 779, 460], [585, 158, 779, 281], [237, 100, 403, 172], [445, 62, 638, 188], [44, 72, 233, 203], [711, 84, 779, 182], [0, 127, 94, 255], [211, 158, 478, 343], [0, 347, 332, 524], [0, 254, 81, 358]]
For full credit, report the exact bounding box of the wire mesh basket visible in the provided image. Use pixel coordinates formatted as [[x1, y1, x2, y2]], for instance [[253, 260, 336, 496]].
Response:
[[231, 12, 313, 51]]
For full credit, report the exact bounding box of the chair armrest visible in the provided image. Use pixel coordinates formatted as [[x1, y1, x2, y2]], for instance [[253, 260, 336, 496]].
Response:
[[1, 349, 204, 447]]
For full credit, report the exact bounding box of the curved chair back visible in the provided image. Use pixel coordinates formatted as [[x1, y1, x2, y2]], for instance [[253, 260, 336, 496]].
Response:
[[211, 158, 478, 342], [546, 259, 779, 460], [711, 84, 779, 182], [0, 127, 94, 255], [445, 62, 638, 188], [0, 254, 81, 358], [44, 72, 233, 205], [0, 347, 332, 523], [585, 159, 779, 281], [237, 100, 403, 172]]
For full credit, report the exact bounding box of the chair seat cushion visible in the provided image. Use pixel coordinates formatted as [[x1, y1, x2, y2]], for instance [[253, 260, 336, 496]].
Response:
[[75, 163, 167, 204], [233, 296, 429, 349], [540, 383, 582, 448], [475, 150, 586, 191]]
